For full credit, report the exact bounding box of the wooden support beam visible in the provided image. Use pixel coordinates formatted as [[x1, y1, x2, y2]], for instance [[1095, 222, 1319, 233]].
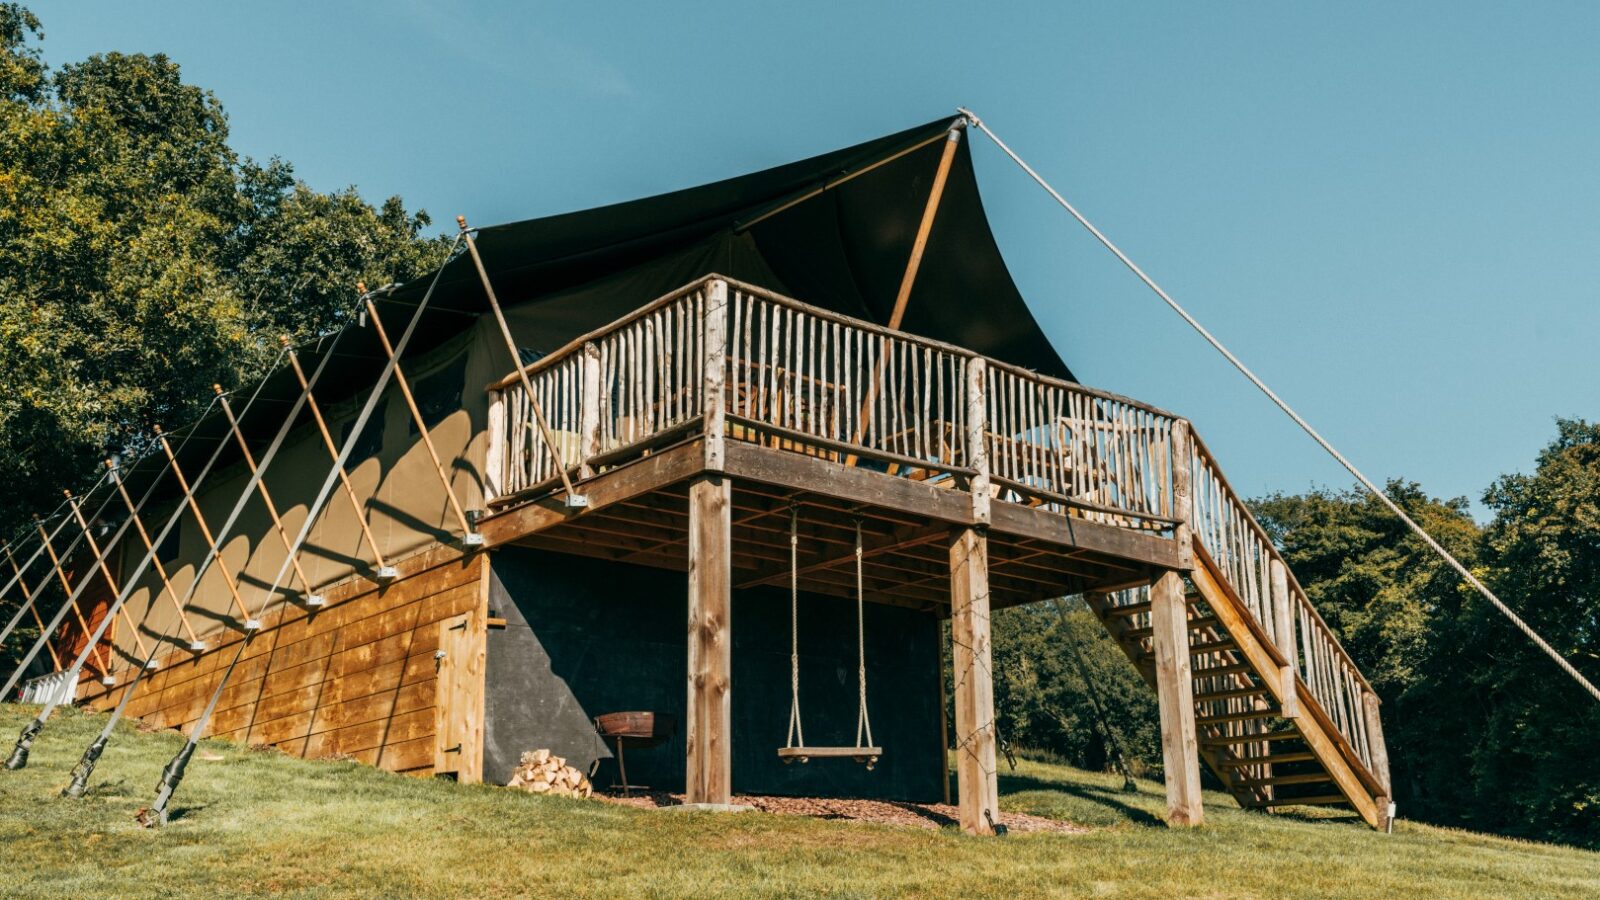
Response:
[[1151, 569, 1203, 826], [949, 526, 997, 835], [685, 475, 732, 805]]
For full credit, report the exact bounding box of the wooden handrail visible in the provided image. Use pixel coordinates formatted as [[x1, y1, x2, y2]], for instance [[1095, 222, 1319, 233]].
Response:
[[1188, 428, 1374, 694]]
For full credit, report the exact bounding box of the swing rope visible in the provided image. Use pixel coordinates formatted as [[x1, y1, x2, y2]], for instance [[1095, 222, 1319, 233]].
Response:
[[853, 518, 874, 750], [782, 506, 877, 760], [785, 505, 804, 751]]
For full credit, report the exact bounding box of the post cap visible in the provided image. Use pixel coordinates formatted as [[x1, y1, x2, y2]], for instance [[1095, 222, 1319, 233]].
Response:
[[213, 383, 223, 395], [456, 215, 468, 230], [356, 281, 367, 294]]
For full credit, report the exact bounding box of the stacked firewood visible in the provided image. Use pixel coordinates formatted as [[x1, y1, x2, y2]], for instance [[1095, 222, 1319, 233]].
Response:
[[506, 749, 593, 799]]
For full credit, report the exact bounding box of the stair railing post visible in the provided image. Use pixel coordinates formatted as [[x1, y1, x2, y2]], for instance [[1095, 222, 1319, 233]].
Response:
[[1269, 559, 1299, 720], [1362, 690, 1394, 829], [579, 341, 602, 479]]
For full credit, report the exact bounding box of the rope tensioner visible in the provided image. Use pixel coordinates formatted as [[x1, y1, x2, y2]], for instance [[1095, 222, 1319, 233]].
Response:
[[778, 506, 881, 769]]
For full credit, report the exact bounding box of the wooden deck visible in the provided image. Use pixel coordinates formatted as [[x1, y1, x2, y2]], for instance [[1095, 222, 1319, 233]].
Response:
[[477, 274, 1393, 834]]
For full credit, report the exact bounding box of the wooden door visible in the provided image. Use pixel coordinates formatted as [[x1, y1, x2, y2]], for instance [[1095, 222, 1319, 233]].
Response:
[[433, 608, 486, 783]]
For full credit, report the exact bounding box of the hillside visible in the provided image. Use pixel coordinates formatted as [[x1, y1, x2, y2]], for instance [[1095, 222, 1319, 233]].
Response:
[[0, 705, 1594, 898]]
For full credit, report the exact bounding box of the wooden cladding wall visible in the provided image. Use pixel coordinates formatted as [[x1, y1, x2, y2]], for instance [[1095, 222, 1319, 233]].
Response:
[[80, 544, 487, 778]]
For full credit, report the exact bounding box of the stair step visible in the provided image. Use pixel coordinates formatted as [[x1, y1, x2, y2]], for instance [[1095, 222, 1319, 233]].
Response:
[[1189, 638, 1238, 655], [1192, 662, 1252, 677], [1219, 751, 1318, 768], [1196, 708, 1281, 726], [1231, 772, 1335, 789], [1105, 594, 1202, 619], [1202, 730, 1301, 747], [1194, 686, 1266, 703], [1243, 794, 1351, 809], [1121, 616, 1222, 643]]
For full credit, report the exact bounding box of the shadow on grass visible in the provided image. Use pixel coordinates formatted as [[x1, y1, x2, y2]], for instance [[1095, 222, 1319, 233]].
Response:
[[998, 771, 1165, 828]]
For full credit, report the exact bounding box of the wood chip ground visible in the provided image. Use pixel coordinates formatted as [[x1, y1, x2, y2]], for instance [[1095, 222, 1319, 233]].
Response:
[[601, 791, 1084, 834]]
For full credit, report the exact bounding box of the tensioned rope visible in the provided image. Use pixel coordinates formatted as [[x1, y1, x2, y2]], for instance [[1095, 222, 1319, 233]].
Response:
[[63, 349, 287, 796], [0, 471, 115, 651], [3, 395, 220, 767], [142, 235, 464, 826], [959, 108, 1600, 704]]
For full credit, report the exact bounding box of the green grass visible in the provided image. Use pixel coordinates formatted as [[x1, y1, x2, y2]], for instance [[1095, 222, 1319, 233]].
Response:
[[0, 705, 1594, 898]]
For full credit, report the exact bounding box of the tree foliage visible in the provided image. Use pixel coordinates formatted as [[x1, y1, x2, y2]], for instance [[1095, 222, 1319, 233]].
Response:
[[0, 4, 444, 534]]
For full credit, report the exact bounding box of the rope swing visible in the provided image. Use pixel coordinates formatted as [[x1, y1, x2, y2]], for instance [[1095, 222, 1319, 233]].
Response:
[[779, 506, 881, 769]]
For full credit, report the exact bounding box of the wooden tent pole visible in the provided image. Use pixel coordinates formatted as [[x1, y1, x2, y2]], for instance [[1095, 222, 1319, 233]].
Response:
[[61, 490, 153, 663], [4, 542, 59, 670], [889, 128, 962, 330], [154, 428, 257, 625], [849, 128, 963, 454], [105, 461, 201, 650], [284, 345, 397, 578], [361, 292, 476, 539], [35, 517, 94, 656], [457, 216, 584, 505], [213, 385, 325, 604]]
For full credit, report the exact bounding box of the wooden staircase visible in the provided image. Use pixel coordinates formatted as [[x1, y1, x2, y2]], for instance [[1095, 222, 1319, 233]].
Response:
[[1084, 434, 1394, 830]]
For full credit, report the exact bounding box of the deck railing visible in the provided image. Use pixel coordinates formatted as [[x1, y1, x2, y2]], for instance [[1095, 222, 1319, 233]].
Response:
[[488, 276, 1184, 531], [484, 274, 1385, 789]]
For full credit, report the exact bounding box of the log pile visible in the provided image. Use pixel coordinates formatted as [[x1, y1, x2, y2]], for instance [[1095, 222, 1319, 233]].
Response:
[[506, 749, 593, 799]]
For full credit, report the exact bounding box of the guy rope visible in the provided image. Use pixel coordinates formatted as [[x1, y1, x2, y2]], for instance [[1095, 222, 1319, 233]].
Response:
[[959, 107, 1600, 705], [2, 396, 219, 768], [139, 236, 464, 826], [62, 361, 287, 797]]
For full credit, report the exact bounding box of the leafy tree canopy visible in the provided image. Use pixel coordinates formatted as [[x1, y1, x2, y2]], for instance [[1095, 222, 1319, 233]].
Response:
[[0, 3, 444, 534]]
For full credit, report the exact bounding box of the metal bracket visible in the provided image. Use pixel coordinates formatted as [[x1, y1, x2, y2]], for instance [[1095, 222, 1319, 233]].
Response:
[[565, 494, 589, 509], [306, 593, 326, 608], [375, 566, 399, 583]]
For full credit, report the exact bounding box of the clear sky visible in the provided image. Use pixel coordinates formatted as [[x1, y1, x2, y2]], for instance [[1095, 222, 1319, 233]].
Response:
[[29, 1, 1600, 518]]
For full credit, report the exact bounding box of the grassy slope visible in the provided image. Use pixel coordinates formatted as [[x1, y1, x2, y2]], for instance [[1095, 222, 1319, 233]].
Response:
[[0, 706, 1594, 899]]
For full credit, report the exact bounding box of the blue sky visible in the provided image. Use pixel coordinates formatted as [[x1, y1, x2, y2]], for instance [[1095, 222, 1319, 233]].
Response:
[[31, 1, 1599, 517]]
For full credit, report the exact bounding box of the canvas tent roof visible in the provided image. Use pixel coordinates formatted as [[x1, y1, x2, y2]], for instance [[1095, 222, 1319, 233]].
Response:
[[119, 114, 1073, 499]]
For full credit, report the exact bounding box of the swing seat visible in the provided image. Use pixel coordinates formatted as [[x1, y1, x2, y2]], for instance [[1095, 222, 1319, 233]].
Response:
[[778, 746, 882, 769]]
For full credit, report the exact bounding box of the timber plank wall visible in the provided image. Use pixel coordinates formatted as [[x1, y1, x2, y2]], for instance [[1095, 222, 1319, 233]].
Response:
[[79, 544, 487, 777]]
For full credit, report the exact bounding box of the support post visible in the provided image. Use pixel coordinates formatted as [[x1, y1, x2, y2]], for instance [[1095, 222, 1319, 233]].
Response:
[[1151, 569, 1203, 826], [685, 475, 732, 805], [702, 279, 728, 472], [1269, 558, 1298, 719], [949, 525, 997, 835]]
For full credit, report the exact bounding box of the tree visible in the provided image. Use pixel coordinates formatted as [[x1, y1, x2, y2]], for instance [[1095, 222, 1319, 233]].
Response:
[[0, 4, 444, 539]]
